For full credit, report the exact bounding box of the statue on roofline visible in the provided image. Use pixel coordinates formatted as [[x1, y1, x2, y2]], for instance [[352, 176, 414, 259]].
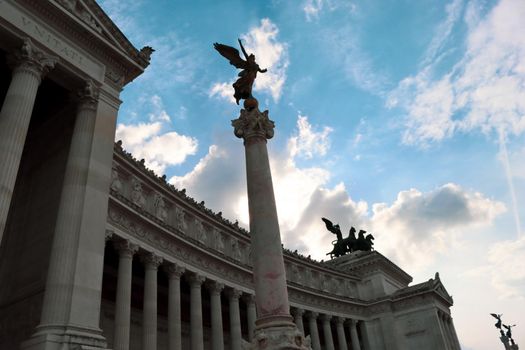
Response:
[[322, 217, 374, 259], [214, 39, 267, 105]]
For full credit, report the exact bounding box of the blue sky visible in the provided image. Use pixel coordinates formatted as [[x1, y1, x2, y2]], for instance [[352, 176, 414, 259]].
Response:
[[99, 0, 524, 348]]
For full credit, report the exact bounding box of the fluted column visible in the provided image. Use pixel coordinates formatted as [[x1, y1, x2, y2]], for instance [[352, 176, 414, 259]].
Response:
[[243, 294, 257, 341], [187, 273, 205, 350], [39, 79, 99, 329], [307, 312, 321, 350], [141, 252, 162, 350], [113, 240, 138, 350], [449, 316, 461, 350], [228, 288, 243, 350], [292, 308, 305, 335], [349, 319, 361, 350], [0, 38, 57, 246], [165, 263, 185, 350], [321, 314, 335, 350], [206, 281, 224, 350], [336, 317, 348, 350]]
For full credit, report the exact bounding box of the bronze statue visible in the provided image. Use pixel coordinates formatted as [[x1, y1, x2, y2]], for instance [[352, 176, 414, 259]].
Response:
[[491, 313, 503, 329], [503, 324, 517, 345], [322, 218, 375, 259], [214, 39, 267, 105]]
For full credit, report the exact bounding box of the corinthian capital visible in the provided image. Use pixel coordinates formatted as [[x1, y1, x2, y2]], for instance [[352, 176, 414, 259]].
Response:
[[10, 38, 58, 81], [231, 107, 275, 142], [77, 80, 99, 110]]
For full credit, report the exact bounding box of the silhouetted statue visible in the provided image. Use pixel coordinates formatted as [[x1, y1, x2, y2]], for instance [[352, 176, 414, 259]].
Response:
[[322, 218, 375, 259], [214, 39, 267, 105], [323, 217, 345, 258], [491, 313, 503, 329], [503, 324, 517, 345]]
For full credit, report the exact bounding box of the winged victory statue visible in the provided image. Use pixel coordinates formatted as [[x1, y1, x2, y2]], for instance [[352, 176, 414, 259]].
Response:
[[214, 39, 267, 105]]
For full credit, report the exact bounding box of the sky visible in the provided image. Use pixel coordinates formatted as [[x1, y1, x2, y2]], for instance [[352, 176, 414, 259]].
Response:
[[98, 0, 524, 349]]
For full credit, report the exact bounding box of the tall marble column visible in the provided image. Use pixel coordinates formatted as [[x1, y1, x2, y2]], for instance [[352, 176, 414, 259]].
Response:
[[113, 240, 138, 350], [38, 80, 99, 329], [187, 273, 205, 350], [321, 314, 335, 350], [228, 288, 243, 350], [336, 317, 348, 350], [307, 312, 321, 350], [165, 263, 185, 350], [243, 294, 257, 341], [206, 281, 224, 350], [0, 38, 57, 246], [349, 319, 362, 350], [292, 308, 305, 335], [232, 100, 308, 348], [141, 252, 162, 350]]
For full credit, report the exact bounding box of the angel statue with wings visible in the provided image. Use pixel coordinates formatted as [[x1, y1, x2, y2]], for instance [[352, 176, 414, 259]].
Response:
[[214, 39, 267, 105]]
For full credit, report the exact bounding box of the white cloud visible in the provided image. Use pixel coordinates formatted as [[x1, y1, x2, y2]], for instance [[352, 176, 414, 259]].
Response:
[[389, 0, 525, 146], [288, 115, 333, 159], [209, 82, 236, 104], [487, 237, 525, 298], [115, 96, 198, 175], [371, 183, 506, 270], [302, 0, 356, 22]]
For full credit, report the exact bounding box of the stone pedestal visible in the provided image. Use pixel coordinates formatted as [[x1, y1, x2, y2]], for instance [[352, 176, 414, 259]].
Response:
[[232, 100, 311, 350]]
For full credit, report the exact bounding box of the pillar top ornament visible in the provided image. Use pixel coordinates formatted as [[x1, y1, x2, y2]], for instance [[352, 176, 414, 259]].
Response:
[[243, 293, 256, 305], [164, 263, 185, 279], [77, 80, 100, 110], [10, 38, 58, 80], [291, 308, 305, 317], [231, 102, 275, 143], [140, 252, 163, 268], [186, 272, 206, 286], [226, 288, 243, 300], [114, 239, 139, 258], [320, 314, 332, 322], [307, 311, 319, 320], [336, 316, 346, 325], [205, 280, 224, 294]]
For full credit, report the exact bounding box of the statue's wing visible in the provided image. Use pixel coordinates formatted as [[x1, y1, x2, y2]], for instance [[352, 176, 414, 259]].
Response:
[[214, 43, 249, 69], [491, 313, 500, 319], [322, 217, 336, 234]]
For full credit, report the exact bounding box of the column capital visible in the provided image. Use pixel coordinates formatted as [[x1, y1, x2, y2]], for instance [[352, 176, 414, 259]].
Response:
[[336, 316, 346, 325], [226, 288, 242, 300], [307, 311, 319, 320], [205, 280, 224, 294], [320, 314, 332, 322], [231, 107, 275, 143], [291, 307, 304, 317], [186, 272, 205, 287], [349, 318, 358, 327], [77, 80, 99, 111], [164, 263, 185, 279], [10, 38, 58, 81], [140, 252, 163, 269], [114, 239, 139, 258], [242, 293, 256, 305]]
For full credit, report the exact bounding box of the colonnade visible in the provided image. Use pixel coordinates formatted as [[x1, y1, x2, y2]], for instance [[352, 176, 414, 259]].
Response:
[[438, 310, 461, 350], [292, 308, 364, 350], [110, 238, 257, 350]]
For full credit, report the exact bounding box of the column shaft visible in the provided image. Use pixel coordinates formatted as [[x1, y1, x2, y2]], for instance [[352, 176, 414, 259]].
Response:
[[0, 38, 56, 246], [141, 253, 162, 350], [207, 282, 224, 350], [308, 313, 321, 350], [349, 319, 362, 350], [113, 241, 138, 350], [40, 80, 98, 327], [321, 315, 335, 350], [188, 273, 205, 350], [336, 317, 348, 350], [293, 308, 305, 335], [245, 295, 256, 341], [228, 289, 242, 350], [166, 264, 185, 350]]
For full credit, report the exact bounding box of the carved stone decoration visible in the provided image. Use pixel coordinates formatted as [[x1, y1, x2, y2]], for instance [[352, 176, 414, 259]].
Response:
[[232, 107, 275, 141], [110, 165, 122, 193], [213, 228, 224, 252], [10, 38, 58, 81], [153, 193, 168, 222], [130, 177, 146, 208], [194, 218, 206, 244], [56, 0, 103, 33], [243, 324, 311, 350], [174, 206, 187, 231], [231, 239, 241, 261], [77, 79, 99, 111]]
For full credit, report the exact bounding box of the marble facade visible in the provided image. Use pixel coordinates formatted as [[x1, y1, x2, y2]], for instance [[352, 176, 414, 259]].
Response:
[[0, 1, 460, 349]]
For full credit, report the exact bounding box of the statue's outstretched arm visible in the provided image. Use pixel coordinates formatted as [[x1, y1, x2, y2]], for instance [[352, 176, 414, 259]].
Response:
[[238, 38, 249, 60]]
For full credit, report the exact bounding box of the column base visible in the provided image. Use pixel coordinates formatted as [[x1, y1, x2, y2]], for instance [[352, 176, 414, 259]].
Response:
[[243, 319, 312, 350], [21, 325, 108, 350]]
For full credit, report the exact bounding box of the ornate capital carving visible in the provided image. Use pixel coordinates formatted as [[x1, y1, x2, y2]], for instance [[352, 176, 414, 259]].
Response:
[[114, 239, 139, 258], [227, 288, 242, 300], [140, 252, 163, 269], [320, 314, 332, 322], [164, 263, 185, 279], [349, 319, 358, 328], [336, 316, 346, 325], [10, 38, 58, 81], [243, 294, 256, 305], [77, 80, 99, 111], [291, 307, 305, 318], [231, 108, 275, 142], [205, 281, 224, 294], [186, 272, 205, 287], [307, 311, 318, 320]]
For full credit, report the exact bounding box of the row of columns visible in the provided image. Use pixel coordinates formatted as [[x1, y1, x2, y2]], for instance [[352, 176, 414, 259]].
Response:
[[292, 308, 363, 350], [438, 310, 460, 350], [112, 238, 257, 350]]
